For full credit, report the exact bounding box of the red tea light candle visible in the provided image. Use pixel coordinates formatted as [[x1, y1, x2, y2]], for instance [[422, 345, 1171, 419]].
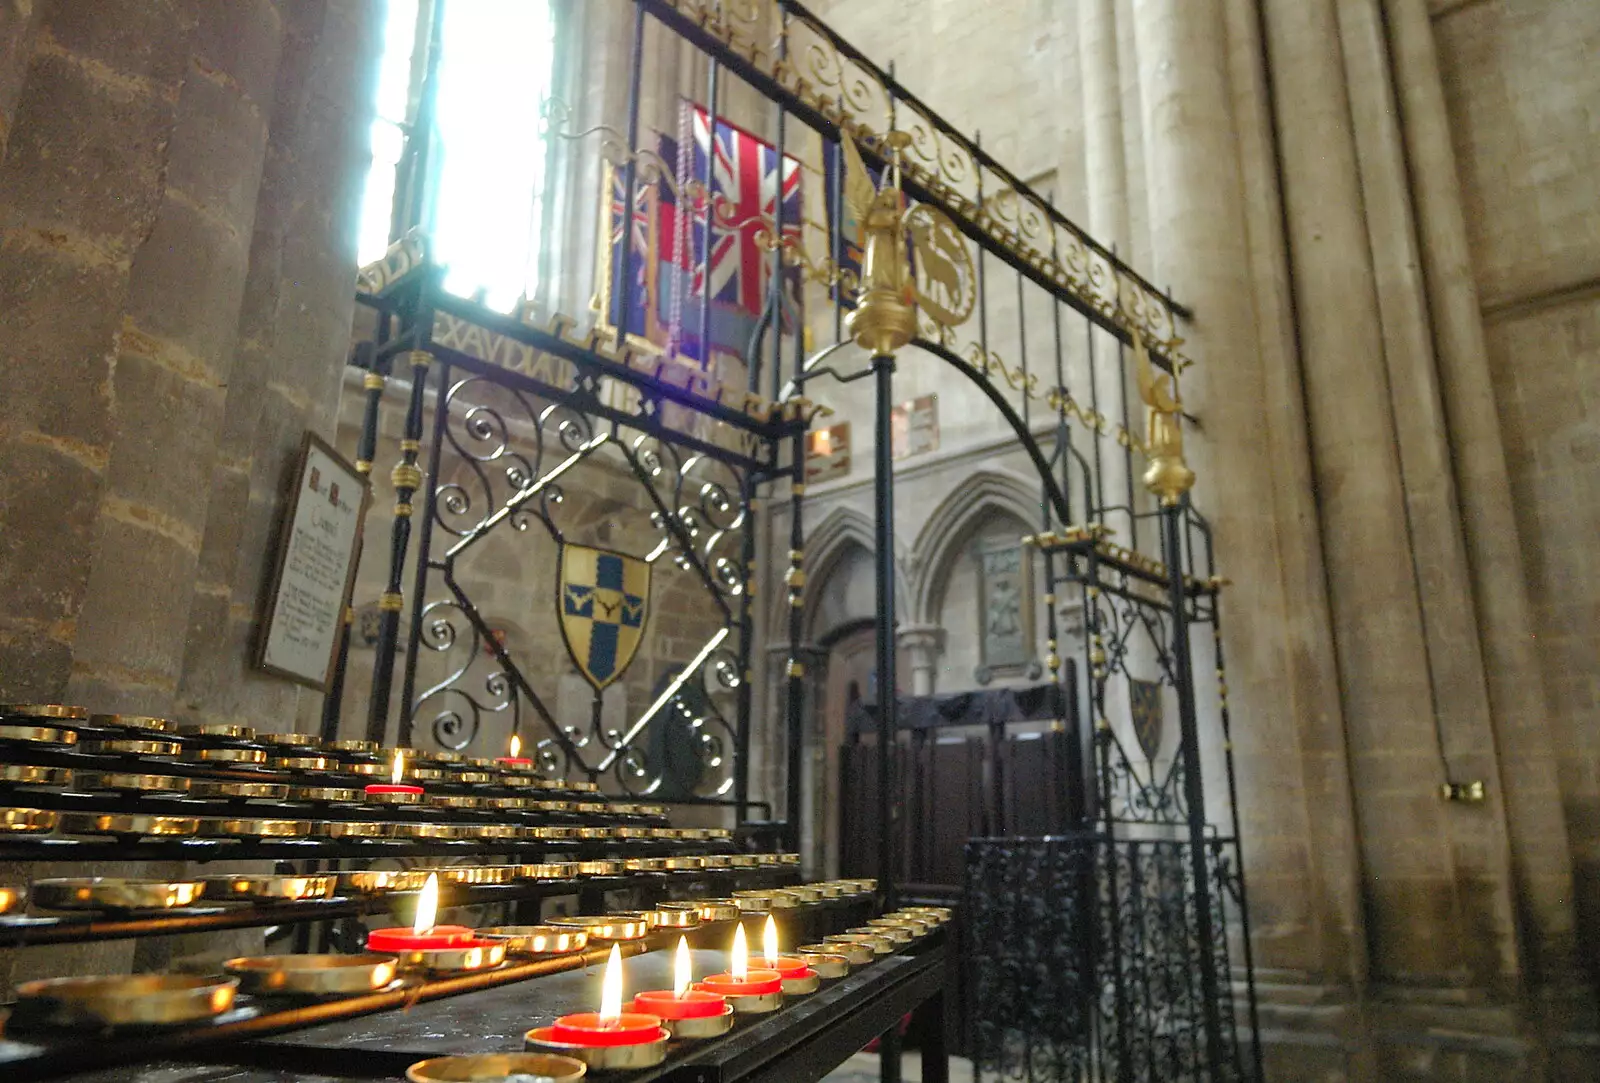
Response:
[[760, 914, 813, 979], [550, 944, 664, 1046], [632, 937, 727, 1020], [696, 922, 783, 999], [495, 733, 536, 769], [364, 750, 424, 803], [366, 874, 475, 952]]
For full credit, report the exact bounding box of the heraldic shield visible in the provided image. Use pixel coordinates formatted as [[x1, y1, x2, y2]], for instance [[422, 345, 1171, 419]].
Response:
[[558, 544, 651, 691], [1129, 677, 1164, 763]]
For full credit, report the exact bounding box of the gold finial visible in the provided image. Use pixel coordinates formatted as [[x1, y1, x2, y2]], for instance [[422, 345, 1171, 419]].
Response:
[[842, 131, 917, 356], [1132, 320, 1194, 504]]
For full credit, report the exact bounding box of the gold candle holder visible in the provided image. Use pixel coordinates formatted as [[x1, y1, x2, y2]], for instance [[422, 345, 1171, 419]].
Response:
[[197, 818, 313, 839], [449, 770, 494, 785], [226, 953, 398, 995], [259, 731, 321, 748], [657, 1001, 736, 1039], [329, 739, 380, 754], [365, 789, 424, 807], [574, 802, 608, 815], [661, 856, 706, 871], [429, 794, 483, 810], [290, 785, 361, 803], [777, 853, 801, 865], [548, 914, 651, 941], [0, 764, 71, 786], [528, 826, 579, 841], [190, 780, 290, 800], [781, 885, 822, 904], [575, 827, 613, 841], [576, 860, 624, 877], [828, 932, 894, 956], [849, 924, 912, 945], [182, 746, 268, 765], [202, 874, 335, 901], [89, 712, 177, 733], [807, 940, 872, 966], [338, 869, 420, 895], [436, 866, 517, 886], [516, 862, 581, 881], [409, 767, 447, 782], [622, 858, 669, 873], [395, 939, 508, 973], [59, 812, 198, 837], [2, 704, 88, 720], [781, 971, 821, 995], [394, 822, 468, 840], [319, 820, 398, 840], [271, 755, 332, 772], [645, 907, 701, 930], [810, 883, 846, 900], [873, 915, 933, 936], [80, 737, 181, 756], [73, 771, 191, 794], [32, 877, 205, 910], [0, 723, 77, 745], [690, 900, 742, 923], [481, 796, 530, 810], [178, 723, 255, 740], [472, 823, 525, 841], [0, 884, 25, 914], [478, 925, 589, 955], [408, 1053, 588, 1083], [15, 973, 237, 1027], [524, 1028, 669, 1070], [794, 949, 851, 978], [700, 855, 735, 870], [529, 799, 575, 813]]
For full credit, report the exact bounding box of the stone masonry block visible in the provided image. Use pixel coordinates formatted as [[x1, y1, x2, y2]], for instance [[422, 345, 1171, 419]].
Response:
[[103, 350, 227, 535], [0, 438, 103, 625], [40, 0, 195, 91], [161, 59, 273, 237], [0, 625, 73, 703], [190, 0, 283, 115], [0, 51, 176, 249], [192, 464, 253, 592], [68, 511, 199, 687]]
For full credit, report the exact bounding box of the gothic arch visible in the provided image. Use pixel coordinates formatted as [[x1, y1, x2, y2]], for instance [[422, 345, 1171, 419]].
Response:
[[781, 503, 909, 643], [909, 469, 1040, 625]]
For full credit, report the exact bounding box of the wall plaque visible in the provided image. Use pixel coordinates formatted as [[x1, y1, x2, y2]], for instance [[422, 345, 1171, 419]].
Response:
[[805, 422, 851, 483], [256, 433, 370, 689], [974, 539, 1034, 684], [890, 393, 938, 459]]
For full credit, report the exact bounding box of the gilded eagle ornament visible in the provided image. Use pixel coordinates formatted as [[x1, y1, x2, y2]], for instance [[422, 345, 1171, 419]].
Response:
[[1132, 322, 1195, 504]]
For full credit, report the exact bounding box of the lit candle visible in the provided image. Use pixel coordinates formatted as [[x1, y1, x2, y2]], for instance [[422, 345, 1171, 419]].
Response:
[[760, 914, 812, 980], [695, 922, 782, 996], [496, 732, 535, 768], [631, 936, 727, 1019], [364, 749, 425, 800], [366, 874, 474, 952], [549, 944, 665, 1046]]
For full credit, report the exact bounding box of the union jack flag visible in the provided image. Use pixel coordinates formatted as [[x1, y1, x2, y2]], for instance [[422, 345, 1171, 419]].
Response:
[[604, 102, 802, 363]]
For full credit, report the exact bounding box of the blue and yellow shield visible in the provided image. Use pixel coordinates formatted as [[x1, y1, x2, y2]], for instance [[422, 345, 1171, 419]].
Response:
[[558, 544, 651, 690]]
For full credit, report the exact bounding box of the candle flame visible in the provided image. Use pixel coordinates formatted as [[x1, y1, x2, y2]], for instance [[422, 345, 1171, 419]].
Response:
[[413, 873, 438, 934], [674, 935, 692, 999], [763, 914, 779, 968], [509, 733, 522, 759], [600, 943, 624, 1024], [731, 922, 749, 980], [391, 749, 405, 785]]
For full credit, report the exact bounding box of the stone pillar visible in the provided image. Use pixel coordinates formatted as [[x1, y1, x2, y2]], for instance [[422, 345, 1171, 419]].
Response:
[[1384, 0, 1577, 988], [1262, 0, 1517, 987], [1132, 0, 1366, 1004], [770, 642, 828, 876], [897, 625, 945, 697]]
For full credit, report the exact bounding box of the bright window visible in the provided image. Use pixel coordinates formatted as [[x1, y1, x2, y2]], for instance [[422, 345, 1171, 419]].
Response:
[[357, 0, 557, 313]]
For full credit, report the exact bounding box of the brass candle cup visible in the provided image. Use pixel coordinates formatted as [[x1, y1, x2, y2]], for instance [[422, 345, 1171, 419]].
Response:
[[574, 827, 613, 841], [566, 780, 600, 793], [700, 854, 735, 870], [726, 854, 760, 868], [184, 746, 268, 765], [478, 925, 589, 955], [524, 1027, 669, 1070], [33, 877, 206, 910], [849, 924, 912, 944], [781, 885, 822, 904], [516, 862, 581, 881], [319, 820, 398, 840], [612, 827, 651, 840], [809, 939, 873, 965], [190, 780, 290, 800], [342, 761, 390, 777], [645, 906, 701, 930], [178, 723, 255, 740], [408, 1052, 588, 1083], [472, 823, 525, 841], [548, 914, 651, 941], [259, 731, 320, 747], [576, 860, 624, 877], [271, 755, 332, 772], [656, 1002, 735, 1039], [197, 817, 313, 839], [365, 789, 424, 806], [449, 770, 494, 785], [338, 869, 419, 895], [781, 970, 822, 995], [290, 785, 361, 803], [574, 803, 608, 815], [794, 950, 851, 978], [80, 737, 181, 756], [226, 953, 399, 995], [429, 794, 483, 809], [622, 858, 669, 873], [73, 771, 190, 794], [0, 884, 25, 914], [89, 712, 177, 733], [437, 866, 516, 886], [870, 916, 931, 937], [528, 826, 579, 841], [481, 796, 530, 810], [826, 932, 894, 956], [409, 767, 447, 782], [59, 812, 198, 837], [394, 822, 468, 840], [202, 874, 335, 901], [15, 973, 237, 1027], [530, 799, 575, 813], [810, 883, 846, 900], [0, 764, 70, 786], [2, 703, 88, 720], [416, 749, 466, 764], [329, 739, 379, 753], [902, 905, 953, 922], [691, 900, 742, 923], [0, 723, 77, 745], [396, 939, 508, 973], [715, 988, 784, 1014], [661, 856, 706, 872], [777, 853, 801, 865]]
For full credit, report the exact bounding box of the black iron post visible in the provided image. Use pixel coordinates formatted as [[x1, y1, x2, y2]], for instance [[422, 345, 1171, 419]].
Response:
[[872, 353, 898, 910], [1163, 500, 1226, 1075]]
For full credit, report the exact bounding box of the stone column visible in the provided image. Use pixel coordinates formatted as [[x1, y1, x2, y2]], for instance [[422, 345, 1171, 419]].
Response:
[[1261, 0, 1516, 987], [1384, 0, 1577, 988], [1132, 0, 1365, 1002], [897, 625, 945, 697], [770, 641, 828, 876]]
